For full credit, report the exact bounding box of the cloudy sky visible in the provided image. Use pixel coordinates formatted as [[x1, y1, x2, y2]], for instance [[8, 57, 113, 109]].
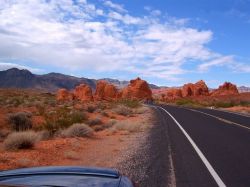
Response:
[[0, 0, 249, 87]]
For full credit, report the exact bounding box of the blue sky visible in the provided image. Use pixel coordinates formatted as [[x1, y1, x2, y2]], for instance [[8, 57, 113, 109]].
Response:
[[0, 0, 249, 87]]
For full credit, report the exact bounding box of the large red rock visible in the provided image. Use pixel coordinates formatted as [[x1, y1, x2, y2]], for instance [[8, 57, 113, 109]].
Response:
[[211, 82, 239, 96], [166, 88, 182, 99], [182, 80, 209, 97], [74, 84, 93, 102], [56, 88, 73, 101], [94, 80, 118, 100], [119, 77, 152, 100]]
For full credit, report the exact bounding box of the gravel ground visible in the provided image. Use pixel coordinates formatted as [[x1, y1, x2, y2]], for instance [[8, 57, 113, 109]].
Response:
[[116, 108, 174, 187]]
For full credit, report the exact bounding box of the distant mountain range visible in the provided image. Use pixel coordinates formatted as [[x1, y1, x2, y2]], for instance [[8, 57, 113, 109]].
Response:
[[0, 68, 248, 93], [0, 68, 159, 92]]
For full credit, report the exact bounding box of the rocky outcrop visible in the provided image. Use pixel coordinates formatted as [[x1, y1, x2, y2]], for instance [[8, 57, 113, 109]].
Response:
[[94, 80, 118, 100], [56, 89, 73, 101], [211, 82, 239, 96], [182, 80, 209, 97], [74, 84, 93, 102], [119, 77, 152, 100]]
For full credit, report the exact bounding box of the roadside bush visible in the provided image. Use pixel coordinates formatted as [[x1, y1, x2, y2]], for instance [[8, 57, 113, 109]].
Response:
[[214, 101, 235, 108], [87, 105, 96, 113], [176, 99, 195, 106], [43, 108, 88, 133], [114, 105, 132, 116], [62, 123, 93, 138], [111, 120, 144, 133], [101, 111, 109, 117], [70, 110, 88, 124], [8, 112, 33, 131], [87, 117, 102, 126], [3, 131, 38, 151], [134, 107, 148, 114], [118, 99, 141, 108]]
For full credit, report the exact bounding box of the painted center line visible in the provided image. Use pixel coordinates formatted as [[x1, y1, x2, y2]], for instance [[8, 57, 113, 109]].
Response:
[[158, 106, 226, 187], [187, 108, 250, 131]]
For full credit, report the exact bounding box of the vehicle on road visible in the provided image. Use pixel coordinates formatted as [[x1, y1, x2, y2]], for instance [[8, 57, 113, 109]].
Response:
[[0, 166, 134, 187]]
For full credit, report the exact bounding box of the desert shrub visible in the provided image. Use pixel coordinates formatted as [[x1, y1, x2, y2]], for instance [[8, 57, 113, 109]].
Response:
[[64, 151, 79, 160], [62, 123, 93, 138], [87, 105, 96, 113], [3, 131, 38, 150], [36, 104, 45, 115], [111, 120, 144, 133], [214, 101, 235, 108], [176, 99, 195, 106], [134, 107, 148, 114], [101, 111, 109, 117], [43, 108, 88, 133], [114, 105, 132, 116], [240, 101, 250, 107], [96, 103, 107, 110], [118, 99, 141, 108], [87, 117, 102, 126], [38, 130, 52, 141], [70, 110, 88, 124], [8, 112, 33, 131]]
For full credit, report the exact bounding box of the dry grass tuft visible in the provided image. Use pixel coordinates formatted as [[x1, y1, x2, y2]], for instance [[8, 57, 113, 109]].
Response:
[[62, 123, 93, 138], [8, 112, 33, 131], [4, 131, 38, 151], [113, 105, 132, 116]]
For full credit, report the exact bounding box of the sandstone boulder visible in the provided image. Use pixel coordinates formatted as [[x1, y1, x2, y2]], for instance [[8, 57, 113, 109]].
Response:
[[119, 77, 152, 100], [74, 84, 93, 102], [211, 82, 239, 96], [182, 80, 209, 97], [94, 80, 118, 100], [56, 89, 73, 101]]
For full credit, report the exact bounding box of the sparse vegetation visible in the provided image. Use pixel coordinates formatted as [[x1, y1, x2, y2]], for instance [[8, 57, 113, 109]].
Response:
[[4, 131, 38, 150], [87, 117, 102, 126], [8, 112, 33, 131], [62, 123, 93, 138], [110, 120, 147, 133], [43, 108, 88, 133], [114, 105, 132, 116], [118, 99, 141, 108], [86, 105, 96, 113]]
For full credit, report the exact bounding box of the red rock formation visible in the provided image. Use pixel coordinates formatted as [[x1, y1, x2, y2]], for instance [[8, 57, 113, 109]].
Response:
[[211, 82, 239, 96], [182, 80, 209, 97], [119, 77, 152, 100], [193, 80, 209, 96], [56, 88, 73, 101], [74, 84, 93, 102], [94, 80, 118, 100]]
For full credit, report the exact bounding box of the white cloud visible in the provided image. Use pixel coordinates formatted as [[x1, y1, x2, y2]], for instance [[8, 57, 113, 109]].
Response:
[[103, 1, 126, 13], [198, 56, 234, 72], [0, 0, 247, 81], [0, 62, 43, 73]]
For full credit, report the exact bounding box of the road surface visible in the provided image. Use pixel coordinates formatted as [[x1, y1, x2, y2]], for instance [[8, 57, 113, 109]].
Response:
[[149, 104, 250, 187]]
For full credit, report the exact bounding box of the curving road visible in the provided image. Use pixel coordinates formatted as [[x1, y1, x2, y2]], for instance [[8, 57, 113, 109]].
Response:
[[150, 104, 250, 187]]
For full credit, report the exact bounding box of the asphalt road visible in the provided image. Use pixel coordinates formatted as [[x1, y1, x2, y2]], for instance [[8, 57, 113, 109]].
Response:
[[150, 104, 250, 187]]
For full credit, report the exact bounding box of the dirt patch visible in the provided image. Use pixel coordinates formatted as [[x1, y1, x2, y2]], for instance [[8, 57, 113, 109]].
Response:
[[0, 108, 153, 171]]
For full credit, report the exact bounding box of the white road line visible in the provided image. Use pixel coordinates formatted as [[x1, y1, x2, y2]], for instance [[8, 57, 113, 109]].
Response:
[[158, 106, 226, 187], [213, 108, 250, 118], [187, 108, 250, 131]]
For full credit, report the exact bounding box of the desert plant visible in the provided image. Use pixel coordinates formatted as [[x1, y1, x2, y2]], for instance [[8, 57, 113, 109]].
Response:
[[8, 112, 33, 131], [111, 120, 144, 133], [38, 130, 52, 141], [86, 105, 96, 113], [70, 110, 88, 124], [101, 111, 109, 117], [62, 123, 93, 138], [87, 117, 102, 126], [3, 131, 38, 150], [114, 105, 132, 116], [118, 99, 141, 108]]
